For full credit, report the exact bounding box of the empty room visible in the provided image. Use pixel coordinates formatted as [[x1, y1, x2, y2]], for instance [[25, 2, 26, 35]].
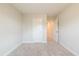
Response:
[[0, 3, 79, 56]]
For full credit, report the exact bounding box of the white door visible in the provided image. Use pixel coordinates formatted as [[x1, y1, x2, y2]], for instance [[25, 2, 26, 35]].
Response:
[[54, 16, 59, 42]]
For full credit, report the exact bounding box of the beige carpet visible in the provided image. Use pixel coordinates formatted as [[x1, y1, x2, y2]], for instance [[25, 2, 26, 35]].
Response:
[[8, 41, 74, 56]]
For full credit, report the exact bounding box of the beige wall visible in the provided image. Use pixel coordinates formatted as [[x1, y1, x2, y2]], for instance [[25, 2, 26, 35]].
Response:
[[58, 4, 79, 55], [0, 4, 22, 56]]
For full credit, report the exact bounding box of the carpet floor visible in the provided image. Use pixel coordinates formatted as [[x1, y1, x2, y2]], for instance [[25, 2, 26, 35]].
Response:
[[8, 41, 74, 56]]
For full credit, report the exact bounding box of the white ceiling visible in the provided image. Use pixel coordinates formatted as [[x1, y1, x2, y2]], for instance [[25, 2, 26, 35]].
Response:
[[13, 3, 70, 16]]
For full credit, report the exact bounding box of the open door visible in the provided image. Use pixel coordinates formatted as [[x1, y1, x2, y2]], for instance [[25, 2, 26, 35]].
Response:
[[54, 16, 59, 42]]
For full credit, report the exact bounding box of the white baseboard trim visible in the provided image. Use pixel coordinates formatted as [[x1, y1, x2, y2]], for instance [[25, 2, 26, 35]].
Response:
[[3, 42, 22, 56], [59, 42, 79, 56], [22, 41, 47, 43]]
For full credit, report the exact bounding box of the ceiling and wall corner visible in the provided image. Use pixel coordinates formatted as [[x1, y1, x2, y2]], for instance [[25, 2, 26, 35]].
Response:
[[12, 3, 70, 16]]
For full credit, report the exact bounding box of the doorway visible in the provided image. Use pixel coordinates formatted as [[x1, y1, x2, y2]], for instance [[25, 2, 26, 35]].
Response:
[[47, 17, 58, 43]]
